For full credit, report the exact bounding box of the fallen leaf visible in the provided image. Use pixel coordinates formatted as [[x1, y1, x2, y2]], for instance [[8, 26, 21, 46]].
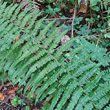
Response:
[[24, 23, 29, 28], [14, 85, 19, 91], [43, 36, 46, 38], [15, 37, 19, 41], [73, 32, 77, 37], [0, 93, 4, 100], [69, 9, 74, 13], [8, 85, 19, 94], [28, 86, 32, 91], [0, 85, 3, 90], [79, 0, 87, 13], [61, 35, 70, 45], [8, 90, 15, 94], [15, 35, 20, 41]]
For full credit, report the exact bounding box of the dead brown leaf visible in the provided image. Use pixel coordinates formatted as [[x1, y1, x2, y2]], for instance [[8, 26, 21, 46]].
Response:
[[69, 9, 74, 13], [0, 93, 5, 100], [0, 85, 3, 90], [79, 0, 87, 13], [61, 35, 70, 45], [8, 90, 15, 94]]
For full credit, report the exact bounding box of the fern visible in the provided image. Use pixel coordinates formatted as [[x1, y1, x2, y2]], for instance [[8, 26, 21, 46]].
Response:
[[104, 105, 110, 110], [0, 2, 110, 110]]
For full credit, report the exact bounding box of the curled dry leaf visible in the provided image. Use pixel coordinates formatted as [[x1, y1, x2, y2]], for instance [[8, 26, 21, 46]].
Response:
[[61, 35, 70, 45], [0, 93, 4, 100], [8, 85, 19, 94], [8, 90, 15, 94], [79, 0, 87, 13], [14, 85, 19, 91]]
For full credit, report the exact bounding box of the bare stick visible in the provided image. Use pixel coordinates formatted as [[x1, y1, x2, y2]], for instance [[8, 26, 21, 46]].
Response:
[[96, 34, 102, 47], [44, 17, 73, 21], [71, 3, 77, 38]]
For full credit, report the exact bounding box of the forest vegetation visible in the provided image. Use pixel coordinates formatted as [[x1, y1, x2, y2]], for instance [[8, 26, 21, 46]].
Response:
[[0, 0, 110, 110]]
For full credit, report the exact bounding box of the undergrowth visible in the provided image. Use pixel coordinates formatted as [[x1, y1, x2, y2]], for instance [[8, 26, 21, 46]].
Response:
[[0, 2, 110, 110]]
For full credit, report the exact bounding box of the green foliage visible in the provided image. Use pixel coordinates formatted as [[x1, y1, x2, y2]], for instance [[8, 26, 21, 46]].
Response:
[[45, 5, 61, 15], [0, 71, 7, 85], [11, 95, 25, 107], [104, 105, 110, 110], [26, 106, 30, 110], [0, 2, 110, 110], [90, 0, 101, 6]]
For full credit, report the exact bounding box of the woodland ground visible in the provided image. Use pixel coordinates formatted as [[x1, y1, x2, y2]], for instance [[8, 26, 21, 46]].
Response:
[[0, 0, 110, 110]]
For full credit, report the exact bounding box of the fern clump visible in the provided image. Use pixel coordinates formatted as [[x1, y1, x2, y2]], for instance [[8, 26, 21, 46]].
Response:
[[0, 2, 110, 110]]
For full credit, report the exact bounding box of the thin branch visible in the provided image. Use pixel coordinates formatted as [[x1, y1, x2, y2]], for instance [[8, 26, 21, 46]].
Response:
[[44, 17, 73, 21], [71, 2, 77, 38], [96, 34, 102, 47]]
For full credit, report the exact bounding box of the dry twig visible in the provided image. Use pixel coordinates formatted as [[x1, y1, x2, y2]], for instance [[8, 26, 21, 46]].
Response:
[[44, 17, 72, 21], [71, 1, 77, 38], [96, 34, 102, 47]]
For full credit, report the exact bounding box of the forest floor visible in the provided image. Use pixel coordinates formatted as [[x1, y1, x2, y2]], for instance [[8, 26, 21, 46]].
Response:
[[0, 1, 110, 110]]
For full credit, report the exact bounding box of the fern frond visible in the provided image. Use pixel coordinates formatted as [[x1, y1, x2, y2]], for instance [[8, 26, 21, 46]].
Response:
[[0, 2, 110, 110], [67, 87, 83, 110], [56, 80, 77, 110], [49, 87, 63, 110], [104, 105, 110, 110]]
